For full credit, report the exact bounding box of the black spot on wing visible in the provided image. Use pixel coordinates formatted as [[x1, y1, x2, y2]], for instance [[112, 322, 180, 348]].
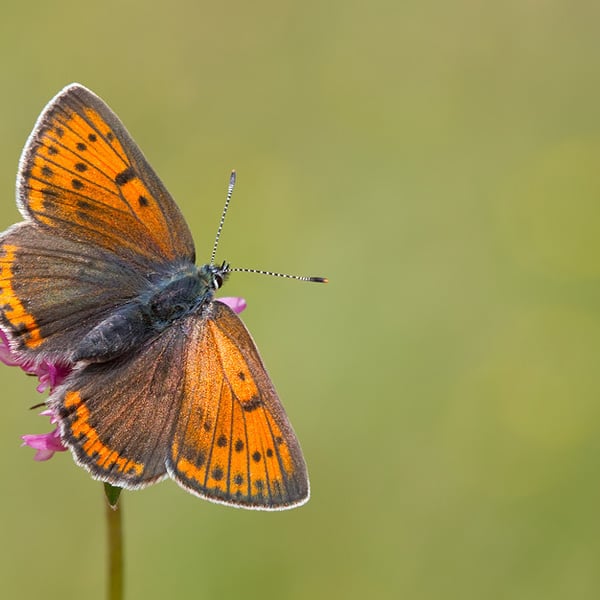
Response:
[[242, 396, 262, 412], [77, 200, 92, 210], [115, 167, 135, 186]]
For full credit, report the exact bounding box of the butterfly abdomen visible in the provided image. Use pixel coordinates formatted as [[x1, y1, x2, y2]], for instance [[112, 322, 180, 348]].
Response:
[[73, 303, 151, 363], [73, 263, 214, 363]]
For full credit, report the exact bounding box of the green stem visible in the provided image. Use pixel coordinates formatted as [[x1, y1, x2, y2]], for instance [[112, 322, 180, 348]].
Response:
[[105, 484, 124, 600]]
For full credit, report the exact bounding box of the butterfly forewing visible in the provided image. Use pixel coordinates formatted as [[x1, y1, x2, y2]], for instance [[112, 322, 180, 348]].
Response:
[[168, 301, 309, 510], [17, 84, 195, 267], [1, 83, 197, 359]]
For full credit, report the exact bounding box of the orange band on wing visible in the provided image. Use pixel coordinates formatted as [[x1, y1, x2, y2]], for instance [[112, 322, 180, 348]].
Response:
[[64, 390, 144, 476], [175, 455, 207, 485], [81, 107, 176, 241], [83, 108, 128, 161], [0, 244, 43, 348], [208, 320, 260, 405]]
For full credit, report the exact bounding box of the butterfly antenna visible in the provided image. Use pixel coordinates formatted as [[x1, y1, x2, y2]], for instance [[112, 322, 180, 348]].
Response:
[[226, 266, 328, 284], [210, 170, 236, 266], [212, 170, 328, 284]]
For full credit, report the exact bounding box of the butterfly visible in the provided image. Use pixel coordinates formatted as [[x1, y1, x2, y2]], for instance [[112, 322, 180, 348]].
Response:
[[0, 84, 325, 510]]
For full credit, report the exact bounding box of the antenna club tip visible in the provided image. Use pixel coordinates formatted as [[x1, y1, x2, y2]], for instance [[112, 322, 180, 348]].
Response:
[[311, 276, 328, 283]]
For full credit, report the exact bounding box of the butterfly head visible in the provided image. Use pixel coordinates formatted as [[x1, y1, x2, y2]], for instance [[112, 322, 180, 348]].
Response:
[[202, 260, 230, 291]]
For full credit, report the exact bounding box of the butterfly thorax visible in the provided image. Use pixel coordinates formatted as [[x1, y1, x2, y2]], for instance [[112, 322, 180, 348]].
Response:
[[146, 262, 212, 324], [73, 262, 228, 364]]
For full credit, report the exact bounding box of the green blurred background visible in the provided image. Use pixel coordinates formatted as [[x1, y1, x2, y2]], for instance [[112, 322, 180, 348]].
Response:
[[1, 1, 600, 598]]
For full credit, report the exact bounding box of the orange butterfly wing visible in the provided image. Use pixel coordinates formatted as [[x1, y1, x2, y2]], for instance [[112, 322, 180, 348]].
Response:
[[54, 322, 190, 487], [17, 83, 195, 266], [1, 84, 196, 357], [53, 301, 308, 510], [0, 223, 149, 357], [169, 301, 309, 510]]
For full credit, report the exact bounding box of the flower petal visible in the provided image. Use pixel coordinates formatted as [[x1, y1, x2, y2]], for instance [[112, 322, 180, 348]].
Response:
[[21, 409, 67, 461], [22, 429, 66, 461], [218, 296, 247, 314]]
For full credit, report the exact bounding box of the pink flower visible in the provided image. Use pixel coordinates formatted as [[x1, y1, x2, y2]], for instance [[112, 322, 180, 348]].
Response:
[[21, 410, 66, 461], [0, 330, 71, 388], [2, 296, 247, 461], [0, 330, 70, 459], [218, 296, 247, 314]]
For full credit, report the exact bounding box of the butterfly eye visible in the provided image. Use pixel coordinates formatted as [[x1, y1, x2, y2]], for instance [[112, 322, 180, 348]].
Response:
[[213, 273, 224, 289]]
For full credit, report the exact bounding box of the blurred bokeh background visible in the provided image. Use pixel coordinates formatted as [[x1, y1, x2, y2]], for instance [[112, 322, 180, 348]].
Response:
[[1, 1, 600, 598]]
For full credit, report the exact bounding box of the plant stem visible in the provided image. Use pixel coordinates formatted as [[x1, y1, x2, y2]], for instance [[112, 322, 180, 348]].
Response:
[[105, 485, 124, 600]]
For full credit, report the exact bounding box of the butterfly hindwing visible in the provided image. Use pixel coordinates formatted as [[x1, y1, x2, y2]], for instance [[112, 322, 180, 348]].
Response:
[[0, 222, 149, 360], [168, 301, 309, 510], [52, 322, 190, 487], [51, 301, 309, 510]]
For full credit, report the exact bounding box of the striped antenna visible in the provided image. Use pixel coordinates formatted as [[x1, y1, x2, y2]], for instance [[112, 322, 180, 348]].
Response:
[[211, 170, 328, 284], [210, 170, 237, 266], [226, 266, 327, 283]]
